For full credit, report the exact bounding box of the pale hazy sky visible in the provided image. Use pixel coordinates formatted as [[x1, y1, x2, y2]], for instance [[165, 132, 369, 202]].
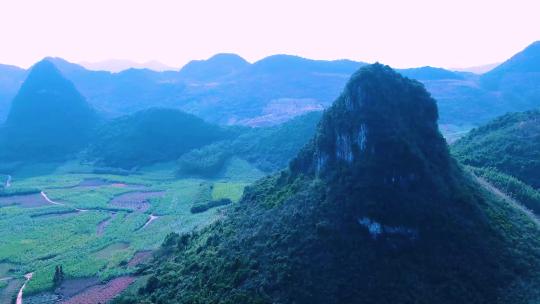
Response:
[[0, 0, 538, 69]]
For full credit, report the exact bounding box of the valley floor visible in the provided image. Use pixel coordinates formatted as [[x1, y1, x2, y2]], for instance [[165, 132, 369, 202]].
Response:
[[0, 158, 263, 303]]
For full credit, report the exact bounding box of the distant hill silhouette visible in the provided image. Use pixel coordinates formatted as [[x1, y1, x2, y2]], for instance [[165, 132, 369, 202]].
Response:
[[0, 42, 539, 130], [0, 64, 26, 121], [0, 59, 98, 161], [479, 41, 540, 112], [178, 53, 249, 81], [484, 41, 540, 77], [79, 59, 175, 72], [398, 66, 465, 80]]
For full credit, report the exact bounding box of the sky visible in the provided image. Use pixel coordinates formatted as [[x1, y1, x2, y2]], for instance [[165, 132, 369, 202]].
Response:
[[0, 0, 538, 69]]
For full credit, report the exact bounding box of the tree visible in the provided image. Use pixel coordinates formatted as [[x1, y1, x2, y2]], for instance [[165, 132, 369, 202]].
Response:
[[53, 265, 64, 287]]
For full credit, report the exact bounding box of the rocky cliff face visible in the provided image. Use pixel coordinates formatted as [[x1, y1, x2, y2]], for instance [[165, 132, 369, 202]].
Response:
[[291, 63, 450, 188]]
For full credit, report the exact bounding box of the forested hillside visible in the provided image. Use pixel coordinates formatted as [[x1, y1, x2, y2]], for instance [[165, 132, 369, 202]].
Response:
[[87, 108, 236, 169], [117, 64, 540, 304], [452, 110, 540, 214]]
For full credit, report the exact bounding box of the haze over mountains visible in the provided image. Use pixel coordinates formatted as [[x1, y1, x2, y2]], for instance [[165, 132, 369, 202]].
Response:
[[0, 59, 320, 174], [0, 41, 539, 131], [452, 62, 499, 74], [79, 59, 176, 73]]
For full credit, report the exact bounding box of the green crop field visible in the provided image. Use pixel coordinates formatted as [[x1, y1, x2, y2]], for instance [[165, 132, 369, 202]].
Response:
[[0, 158, 264, 299]]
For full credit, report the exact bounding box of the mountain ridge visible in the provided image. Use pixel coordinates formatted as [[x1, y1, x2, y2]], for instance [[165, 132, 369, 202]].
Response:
[[1, 41, 540, 129]]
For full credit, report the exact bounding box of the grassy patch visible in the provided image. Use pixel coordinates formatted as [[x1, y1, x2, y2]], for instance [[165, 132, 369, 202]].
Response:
[[211, 182, 249, 202]]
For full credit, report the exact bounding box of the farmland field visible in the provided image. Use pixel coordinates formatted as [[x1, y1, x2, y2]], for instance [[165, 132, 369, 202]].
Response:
[[0, 158, 264, 302]]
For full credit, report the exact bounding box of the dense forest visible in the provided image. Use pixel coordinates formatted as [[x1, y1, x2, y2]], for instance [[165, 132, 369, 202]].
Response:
[[452, 110, 540, 214], [1, 2, 540, 303], [87, 108, 236, 169], [452, 110, 540, 188], [1, 34, 540, 304], [116, 64, 540, 304]]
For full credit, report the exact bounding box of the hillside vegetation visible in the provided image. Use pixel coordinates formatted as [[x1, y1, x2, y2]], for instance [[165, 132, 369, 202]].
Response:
[[452, 110, 540, 215], [116, 64, 540, 304], [88, 108, 236, 169], [452, 110, 540, 189], [177, 111, 322, 176]]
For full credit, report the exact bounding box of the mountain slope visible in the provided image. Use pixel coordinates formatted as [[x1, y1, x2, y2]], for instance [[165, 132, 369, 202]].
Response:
[[452, 110, 540, 188], [177, 111, 322, 176], [479, 41, 540, 111], [483, 41, 540, 79], [118, 64, 540, 304], [452, 110, 540, 214], [0, 60, 98, 161], [87, 108, 235, 169], [0, 64, 26, 121]]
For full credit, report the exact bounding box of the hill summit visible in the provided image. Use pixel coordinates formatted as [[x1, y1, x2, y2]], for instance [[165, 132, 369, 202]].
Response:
[[1, 59, 98, 161], [119, 64, 540, 304], [178, 53, 249, 81], [291, 63, 448, 184]]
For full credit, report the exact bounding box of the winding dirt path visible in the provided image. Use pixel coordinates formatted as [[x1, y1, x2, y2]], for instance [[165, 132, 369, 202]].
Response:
[[475, 175, 540, 226], [97, 213, 117, 236], [16, 272, 33, 304], [41, 191, 63, 206], [41, 191, 89, 212], [142, 214, 159, 229]]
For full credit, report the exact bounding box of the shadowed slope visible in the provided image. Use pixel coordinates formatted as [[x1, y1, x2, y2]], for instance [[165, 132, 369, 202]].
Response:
[[1, 60, 98, 161]]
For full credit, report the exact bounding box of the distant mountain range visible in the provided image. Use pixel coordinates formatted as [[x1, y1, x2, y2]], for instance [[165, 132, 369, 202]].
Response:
[[79, 59, 176, 72], [0, 41, 539, 130], [451, 62, 499, 74], [0, 59, 320, 170], [0, 64, 26, 122]]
